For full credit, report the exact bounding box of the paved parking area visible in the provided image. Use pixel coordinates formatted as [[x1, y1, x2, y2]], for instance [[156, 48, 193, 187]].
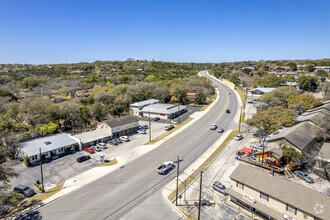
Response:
[[10, 121, 168, 191]]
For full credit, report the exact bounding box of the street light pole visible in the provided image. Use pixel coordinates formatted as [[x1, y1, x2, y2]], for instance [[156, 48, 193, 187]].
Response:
[[198, 170, 203, 220], [148, 110, 151, 142], [39, 148, 45, 193], [175, 155, 180, 206], [239, 106, 243, 132]]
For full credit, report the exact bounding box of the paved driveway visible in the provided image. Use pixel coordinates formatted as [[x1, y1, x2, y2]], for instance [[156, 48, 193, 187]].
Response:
[[10, 121, 167, 191]]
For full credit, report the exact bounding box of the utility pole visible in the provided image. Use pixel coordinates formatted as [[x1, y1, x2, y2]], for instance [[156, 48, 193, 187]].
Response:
[[148, 110, 151, 142], [184, 179, 186, 202], [175, 155, 180, 206], [198, 170, 203, 220], [39, 148, 45, 193]]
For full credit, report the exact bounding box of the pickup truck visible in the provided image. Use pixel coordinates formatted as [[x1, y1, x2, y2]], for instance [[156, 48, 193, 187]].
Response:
[[157, 161, 175, 174]]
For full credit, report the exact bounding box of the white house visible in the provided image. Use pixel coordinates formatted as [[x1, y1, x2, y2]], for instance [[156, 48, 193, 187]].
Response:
[[19, 133, 80, 164], [97, 116, 139, 138], [248, 87, 276, 95], [140, 103, 187, 120], [314, 66, 330, 72]]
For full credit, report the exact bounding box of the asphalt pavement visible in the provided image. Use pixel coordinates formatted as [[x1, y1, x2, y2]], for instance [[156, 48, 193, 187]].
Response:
[[27, 70, 240, 219]]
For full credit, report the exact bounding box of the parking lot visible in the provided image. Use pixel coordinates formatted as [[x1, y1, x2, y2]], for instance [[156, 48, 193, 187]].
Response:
[[9, 121, 170, 192]]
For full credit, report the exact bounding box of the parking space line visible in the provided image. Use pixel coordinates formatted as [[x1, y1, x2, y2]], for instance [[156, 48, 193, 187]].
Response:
[[74, 192, 87, 200]]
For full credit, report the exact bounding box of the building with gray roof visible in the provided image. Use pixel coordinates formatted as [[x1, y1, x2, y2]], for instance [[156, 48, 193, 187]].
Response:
[[248, 87, 276, 95], [74, 129, 112, 148], [140, 103, 186, 119], [97, 116, 139, 138], [19, 133, 79, 164], [130, 99, 159, 116], [226, 163, 330, 220]]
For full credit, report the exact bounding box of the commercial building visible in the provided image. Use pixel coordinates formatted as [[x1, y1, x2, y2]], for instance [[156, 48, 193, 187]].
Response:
[[140, 103, 186, 120], [226, 164, 330, 220], [248, 87, 276, 96], [74, 129, 112, 148], [97, 116, 139, 138], [130, 99, 159, 116], [19, 133, 80, 164]]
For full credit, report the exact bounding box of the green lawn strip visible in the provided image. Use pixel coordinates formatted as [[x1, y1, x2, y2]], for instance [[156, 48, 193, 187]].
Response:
[[167, 130, 240, 201], [240, 113, 246, 124], [144, 118, 194, 145], [199, 104, 209, 111], [4, 183, 64, 217], [96, 158, 118, 167], [236, 88, 246, 105]]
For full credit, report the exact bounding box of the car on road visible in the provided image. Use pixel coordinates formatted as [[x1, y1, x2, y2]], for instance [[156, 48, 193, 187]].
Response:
[[97, 143, 107, 149], [194, 198, 215, 206], [84, 147, 95, 154], [212, 181, 226, 194], [165, 124, 175, 131], [226, 109, 231, 113], [14, 185, 36, 197], [228, 92, 231, 94], [119, 136, 130, 142], [138, 129, 147, 134], [157, 161, 175, 174], [217, 127, 224, 133], [234, 134, 243, 141], [153, 117, 160, 121], [294, 171, 314, 183], [210, 124, 217, 130], [77, 155, 91, 163]]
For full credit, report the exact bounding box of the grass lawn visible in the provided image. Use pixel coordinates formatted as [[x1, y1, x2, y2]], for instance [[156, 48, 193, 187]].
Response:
[[144, 118, 194, 145], [168, 130, 240, 201], [96, 158, 118, 167]]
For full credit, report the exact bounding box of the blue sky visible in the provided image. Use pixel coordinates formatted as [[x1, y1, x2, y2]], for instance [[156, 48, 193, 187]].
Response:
[[0, 0, 329, 64]]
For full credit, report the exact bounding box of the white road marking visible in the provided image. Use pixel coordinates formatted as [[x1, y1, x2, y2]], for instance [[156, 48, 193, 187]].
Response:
[[116, 171, 125, 178], [144, 156, 151, 161], [193, 147, 199, 152], [74, 192, 87, 200]]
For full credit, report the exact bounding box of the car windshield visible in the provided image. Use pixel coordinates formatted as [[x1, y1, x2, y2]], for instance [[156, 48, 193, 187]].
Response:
[[23, 187, 29, 191]]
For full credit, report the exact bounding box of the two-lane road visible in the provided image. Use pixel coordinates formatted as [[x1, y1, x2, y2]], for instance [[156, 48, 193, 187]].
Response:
[[36, 71, 239, 219]]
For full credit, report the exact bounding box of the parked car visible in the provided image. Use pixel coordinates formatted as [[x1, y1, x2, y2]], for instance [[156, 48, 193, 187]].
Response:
[[194, 198, 215, 206], [97, 143, 107, 149], [140, 125, 149, 130], [92, 145, 102, 152], [217, 127, 224, 133], [108, 139, 118, 145], [234, 134, 243, 141], [157, 161, 175, 174], [77, 155, 91, 163], [226, 109, 231, 113], [228, 92, 231, 94], [294, 171, 314, 183], [165, 124, 175, 131], [84, 147, 95, 154], [138, 129, 147, 134], [247, 100, 254, 104], [14, 185, 36, 197], [153, 117, 160, 121], [210, 124, 218, 130], [119, 136, 130, 142], [212, 181, 226, 194], [254, 144, 263, 149], [115, 138, 123, 144]]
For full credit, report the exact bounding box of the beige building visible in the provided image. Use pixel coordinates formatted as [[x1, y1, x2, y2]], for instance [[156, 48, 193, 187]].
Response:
[[226, 164, 330, 220], [97, 116, 139, 138]]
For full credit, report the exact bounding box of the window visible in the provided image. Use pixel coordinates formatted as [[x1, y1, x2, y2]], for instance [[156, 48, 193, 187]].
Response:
[[237, 181, 244, 189], [287, 204, 297, 215], [260, 192, 269, 201], [58, 148, 64, 153], [31, 155, 38, 161]]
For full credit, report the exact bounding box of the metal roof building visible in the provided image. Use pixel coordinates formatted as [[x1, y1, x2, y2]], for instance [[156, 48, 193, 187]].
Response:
[[74, 129, 113, 147], [141, 103, 187, 119]]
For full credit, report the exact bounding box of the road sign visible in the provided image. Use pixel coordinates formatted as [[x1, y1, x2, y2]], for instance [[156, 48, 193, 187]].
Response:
[[186, 92, 197, 99]]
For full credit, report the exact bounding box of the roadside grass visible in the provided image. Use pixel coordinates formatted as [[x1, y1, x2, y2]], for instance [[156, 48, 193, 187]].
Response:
[[168, 130, 240, 201], [144, 118, 194, 145], [3, 183, 64, 218], [240, 113, 246, 124], [236, 88, 246, 105], [96, 158, 118, 167], [199, 105, 209, 111]]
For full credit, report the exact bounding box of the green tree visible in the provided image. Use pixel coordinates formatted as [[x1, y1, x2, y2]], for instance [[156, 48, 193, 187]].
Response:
[[298, 76, 318, 92], [288, 94, 322, 112], [281, 145, 302, 164], [287, 62, 297, 71], [259, 86, 300, 107], [39, 122, 58, 136]]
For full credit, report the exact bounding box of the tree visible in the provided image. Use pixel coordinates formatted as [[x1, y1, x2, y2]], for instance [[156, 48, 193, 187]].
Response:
[[39, 122, 58, 136], [288, 94, 322, 112], [287, 62, 297, 71], [298, 76, 318, 92], [315, 70, 328, 78], [259, 86, 300, 107], [281, 145, 302, 164]]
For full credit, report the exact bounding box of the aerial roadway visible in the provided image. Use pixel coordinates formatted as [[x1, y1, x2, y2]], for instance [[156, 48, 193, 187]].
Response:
[[37, 70, 239, 219]]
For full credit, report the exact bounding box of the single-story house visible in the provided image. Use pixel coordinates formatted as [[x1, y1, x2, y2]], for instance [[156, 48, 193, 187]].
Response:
[[97, 116, 139, 138], [74, 129, 113, 148], [272, 66, 291, 72], [226, 164, 330, 220], [140, 103, 187, 120], [267, 122, 318, 155], [314, 142, 330, 170], [314, 66, 330, 72], [130, 99, 160, 117], [256, 147, 283, 167], [297, 65, 307, 72], [248, 87, 275, 96], [19, 133, 80, 164], [296, 110, 330, 130]]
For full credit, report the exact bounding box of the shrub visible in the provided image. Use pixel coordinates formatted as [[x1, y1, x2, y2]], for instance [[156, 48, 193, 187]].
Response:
[[23, 156, 30, 167]]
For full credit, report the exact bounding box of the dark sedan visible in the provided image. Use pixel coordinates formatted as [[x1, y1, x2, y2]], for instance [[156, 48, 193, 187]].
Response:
[[77, 155, 91, 163]]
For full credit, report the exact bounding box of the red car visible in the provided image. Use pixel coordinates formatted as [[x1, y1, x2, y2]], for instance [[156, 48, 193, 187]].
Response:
[[84, 147, 95, 154]]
